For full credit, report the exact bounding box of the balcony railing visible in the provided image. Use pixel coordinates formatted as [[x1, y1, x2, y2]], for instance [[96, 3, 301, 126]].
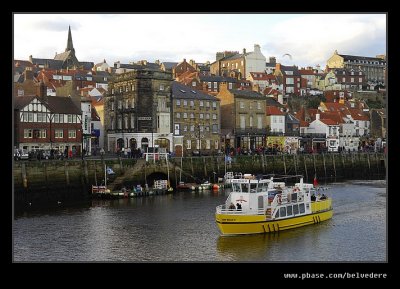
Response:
[[234, 128, 267, 135]]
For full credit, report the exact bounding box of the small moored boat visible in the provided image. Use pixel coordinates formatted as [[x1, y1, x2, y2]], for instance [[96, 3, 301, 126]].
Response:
[[215, 176, 333, 235]]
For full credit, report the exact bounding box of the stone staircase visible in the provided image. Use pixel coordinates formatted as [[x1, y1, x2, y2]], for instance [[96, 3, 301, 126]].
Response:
[[108, 159, 146, 190]]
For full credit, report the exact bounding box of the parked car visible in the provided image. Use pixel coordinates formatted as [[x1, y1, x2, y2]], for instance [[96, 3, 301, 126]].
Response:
[[192, 150, 201, 156], [14, 149, 29, 160]]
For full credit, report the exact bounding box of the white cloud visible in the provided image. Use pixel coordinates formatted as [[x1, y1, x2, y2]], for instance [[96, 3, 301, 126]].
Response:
[[261, 14, 386, 67], [13, 13, 386, 68]]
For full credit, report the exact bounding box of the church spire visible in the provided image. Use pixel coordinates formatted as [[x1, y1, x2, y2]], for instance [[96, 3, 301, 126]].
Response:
[[66, 25, 75, 54]]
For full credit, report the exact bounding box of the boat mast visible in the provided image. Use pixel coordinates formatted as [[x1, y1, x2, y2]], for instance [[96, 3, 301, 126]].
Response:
[[104, 164, 107, 187], [224, 154, 227, 176], [180, 156, 183, 182], [166, 153, 170, 187]]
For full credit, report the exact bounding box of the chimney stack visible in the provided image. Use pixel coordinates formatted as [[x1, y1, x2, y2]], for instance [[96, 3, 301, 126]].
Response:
[[219, 82, 228, 92], [24, 67, 33, 82], [36, 80, 47, 99], [243, 48, 246, 54], [316, 113, 320, 120]]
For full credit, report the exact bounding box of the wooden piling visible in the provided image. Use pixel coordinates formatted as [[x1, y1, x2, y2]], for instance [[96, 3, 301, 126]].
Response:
[[367, 153, 371, 177], [84, 160, 89, 184], [332, 153, 336, 180], [203, 157, 207, 177], [303, 155, 308, 182], [21, 162, 28, 189], [293, 154, 298, 176], [375, 153, 380, 176], [322, 153, 327, 180], [93, 160, 98, 186], [43, 162, 48, 187], [261, 154, 265, 173], [283, 155, 287, 175], [64, 161, 70, 185], [312, 154, 316, 175]]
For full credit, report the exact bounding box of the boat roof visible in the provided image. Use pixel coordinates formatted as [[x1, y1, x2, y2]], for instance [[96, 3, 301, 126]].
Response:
[[231, 178, 270, 184]]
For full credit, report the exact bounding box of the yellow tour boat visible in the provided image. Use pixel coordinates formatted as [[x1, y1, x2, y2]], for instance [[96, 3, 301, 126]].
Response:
[[215, 176, 333, 235]]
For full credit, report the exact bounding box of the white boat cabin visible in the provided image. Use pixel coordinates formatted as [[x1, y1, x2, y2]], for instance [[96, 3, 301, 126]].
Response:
[[220, 177, 316, 220]]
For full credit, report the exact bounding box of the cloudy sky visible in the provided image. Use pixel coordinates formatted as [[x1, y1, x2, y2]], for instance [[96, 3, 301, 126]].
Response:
[[13, 13, 386, 68]]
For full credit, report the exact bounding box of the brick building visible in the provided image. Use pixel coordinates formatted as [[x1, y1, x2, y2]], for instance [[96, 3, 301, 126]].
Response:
[[171, 82, 220, 156], [105, 68, 173, 153], [14, 95, 82, 155]]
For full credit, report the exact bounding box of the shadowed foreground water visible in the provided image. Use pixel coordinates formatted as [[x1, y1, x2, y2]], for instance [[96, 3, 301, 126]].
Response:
[[13, 180, 386, 262]]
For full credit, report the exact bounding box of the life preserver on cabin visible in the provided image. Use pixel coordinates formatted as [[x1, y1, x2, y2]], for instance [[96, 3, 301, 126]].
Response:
[[293, 187, 300, 192]]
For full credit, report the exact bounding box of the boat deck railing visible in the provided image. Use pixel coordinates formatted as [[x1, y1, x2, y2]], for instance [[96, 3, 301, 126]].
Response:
[[216, 205, 266, 215]]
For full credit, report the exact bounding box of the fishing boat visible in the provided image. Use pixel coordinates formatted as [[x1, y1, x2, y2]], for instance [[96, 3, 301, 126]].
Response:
[[215, 176, 333, 235]]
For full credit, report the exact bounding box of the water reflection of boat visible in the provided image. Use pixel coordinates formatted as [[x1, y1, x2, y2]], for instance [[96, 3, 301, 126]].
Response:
[[215, 175, 333, 235], [216, 234, 279, 259]]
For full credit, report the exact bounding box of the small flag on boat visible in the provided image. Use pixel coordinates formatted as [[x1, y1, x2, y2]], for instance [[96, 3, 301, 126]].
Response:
[[313, 174, 318, 187]]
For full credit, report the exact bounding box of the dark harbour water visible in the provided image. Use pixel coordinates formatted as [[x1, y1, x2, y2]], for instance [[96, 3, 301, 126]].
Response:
[[13, 180, 386, 262]]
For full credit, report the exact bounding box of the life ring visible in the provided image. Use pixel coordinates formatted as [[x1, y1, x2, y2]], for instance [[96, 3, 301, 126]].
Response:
[[293, 187, 299, 192]]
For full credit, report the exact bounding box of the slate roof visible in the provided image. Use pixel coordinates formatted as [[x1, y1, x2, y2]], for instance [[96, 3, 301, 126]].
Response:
[[286, 112, 299, 123], [265, 97, 283, 107], [14, 95, 36, 109], [31, 58, 64, 70], [339, 54, 386, 63], [229, 89, 265, 99], [199, 75, 237, 83], [46, 96, 81, 114], [54, 51, 72, 61], [162, 62, 178, 70], [172, 81, 219, 101]]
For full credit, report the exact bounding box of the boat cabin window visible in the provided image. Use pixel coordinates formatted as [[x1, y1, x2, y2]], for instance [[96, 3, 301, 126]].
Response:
[[299, 203, 305, 214], [279, 207, 286, 218], [232, 183, 241, 192], [257, 182, 268, 192], [250, 183, 258, 193], [268, 190, 278, 204], [291, 192, 297, 202], [274, 209, 279, 218], [287, 205, 293, 216], [293, 204, 299, 215]]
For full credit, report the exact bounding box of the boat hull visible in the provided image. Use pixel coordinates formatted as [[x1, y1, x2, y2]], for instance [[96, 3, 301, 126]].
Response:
[[216, 209, 333, 235]]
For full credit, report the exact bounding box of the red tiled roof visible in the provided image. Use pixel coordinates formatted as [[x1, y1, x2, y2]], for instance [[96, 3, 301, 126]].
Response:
[[299, 120, 309, 127], [266, 106, 285, 116], [249, 72, 277, 80], [263, 87, 279, 95], [14, 60, 34, 67], [319, 119, 339, 125], [298, 69, 315, 75], [349, 109, 370, 121], [320, 112, 345, 124], [323, 102, 346, 112]]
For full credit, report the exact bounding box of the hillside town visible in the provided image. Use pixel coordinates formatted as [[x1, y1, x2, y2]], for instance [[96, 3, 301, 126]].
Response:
[[13, 26, 387, 160]]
